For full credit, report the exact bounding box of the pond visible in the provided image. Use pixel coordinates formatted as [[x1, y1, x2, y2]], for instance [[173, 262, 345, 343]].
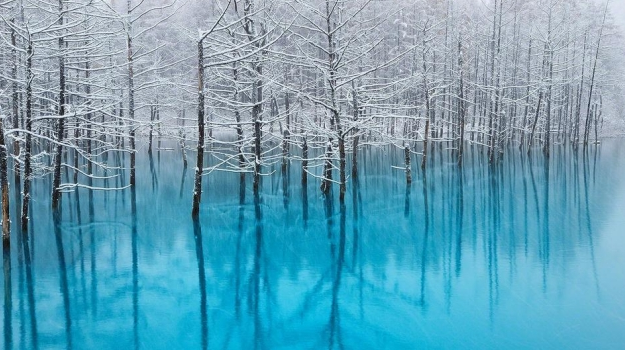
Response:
[[2, 140, 625, 349]]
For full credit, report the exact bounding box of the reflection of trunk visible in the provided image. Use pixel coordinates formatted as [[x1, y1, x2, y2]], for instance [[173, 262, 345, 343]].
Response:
[[328, 202, 346, 349], [131, 188, 139, 349], [235, 175, 245, 317], [88, 188, 97, 317], [455, 169, 464, 276], [419, 171, 430, 306], [3, 242, 12, 348], [541, 157, 550, 290], [193, 219, 208, 350], [20, 222, 38, 348], [252, 188, 263, 349], [178, 166, 187, 199], [53, 210, 72, 349], [582, 153, 600, 295], [149, 152, 158, 192]]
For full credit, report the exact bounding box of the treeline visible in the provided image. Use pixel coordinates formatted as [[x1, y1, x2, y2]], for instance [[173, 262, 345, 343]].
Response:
[[0, 0, 621, 231]]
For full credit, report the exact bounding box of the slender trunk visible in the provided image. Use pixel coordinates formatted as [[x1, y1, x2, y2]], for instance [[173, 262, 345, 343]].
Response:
[[338, 136, 346, 202], [10, 19, 20, 178], [574, 33, 588, 149], [52, 0, 66, 210], [302, 135, 308, 186], [584, 2, 608, 148], [320, 141, 333, 195], [351, 85, 360, 177], [521, 39, 532, 148], [127, 0, 136, 186], [422, 119, 430, 170], [528, 90, 543, 152], [458, 40, 465, 166], [0, 112, 10, 242], [404, 144, 412, 185], [192, 41, 206, 218], [21, 40, 34, 230]]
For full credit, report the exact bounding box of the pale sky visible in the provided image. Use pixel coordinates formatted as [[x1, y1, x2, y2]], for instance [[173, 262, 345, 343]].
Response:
[[610, 1, 625, 28]]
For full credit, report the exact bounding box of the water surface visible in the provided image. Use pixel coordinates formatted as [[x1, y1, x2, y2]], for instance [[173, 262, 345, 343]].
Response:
[[2, 141, 625, 349]]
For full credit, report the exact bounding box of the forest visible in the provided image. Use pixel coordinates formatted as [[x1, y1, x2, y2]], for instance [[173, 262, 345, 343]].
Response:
[[0, 0, 623, 239]]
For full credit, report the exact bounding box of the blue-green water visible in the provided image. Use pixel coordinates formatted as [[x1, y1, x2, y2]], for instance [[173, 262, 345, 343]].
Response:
[[2, 141, 625, 349]]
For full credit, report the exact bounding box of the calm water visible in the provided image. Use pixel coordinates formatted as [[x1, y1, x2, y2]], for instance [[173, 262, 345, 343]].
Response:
[[2, 140, 625, 349]]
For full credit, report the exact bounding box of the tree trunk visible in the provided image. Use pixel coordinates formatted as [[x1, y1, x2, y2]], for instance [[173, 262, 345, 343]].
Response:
[[192, 41, 206, 218], [52, 0, 66, 210], [21, 40, 34, 231], [127, 0, 136, 187]]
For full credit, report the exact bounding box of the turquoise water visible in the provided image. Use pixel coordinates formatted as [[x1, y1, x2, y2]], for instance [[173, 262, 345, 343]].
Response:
[[2, 141, 625, 349]]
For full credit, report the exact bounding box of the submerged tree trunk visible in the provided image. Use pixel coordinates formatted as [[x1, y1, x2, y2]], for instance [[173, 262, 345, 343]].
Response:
[[302, 135, 308, 186], [320, 141, 333, 195], [404, 144, 412, 185], [422, 119, 430, 170], [351, 85, 360, 178], [338, 136, 346, 202]]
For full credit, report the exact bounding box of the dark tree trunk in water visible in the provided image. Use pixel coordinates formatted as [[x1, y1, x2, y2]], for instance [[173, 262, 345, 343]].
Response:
[[0, 120, 10, 242], [404, 144, 412, 185], [252, 77, 262, 193], [421, 119, 430, 170], [528, 89, 543, 153], [321, 142, 333, 195], [192, 41, 206, 219], [302, 136, 308, 186], [351, 85, 359, 178], [281, 130, 288, 173], [338, 136, 346, 203]]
